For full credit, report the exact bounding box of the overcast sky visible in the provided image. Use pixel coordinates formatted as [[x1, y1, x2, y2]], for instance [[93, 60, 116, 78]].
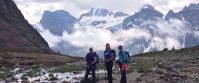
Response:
[[14, 0, 199, 24]]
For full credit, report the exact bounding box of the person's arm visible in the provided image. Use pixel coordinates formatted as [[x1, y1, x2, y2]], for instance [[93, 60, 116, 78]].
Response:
[[85, 54, 88, 65], [107, 53, 114, 62], [104, 51, 107, 63], [91, 57, 97, 65]]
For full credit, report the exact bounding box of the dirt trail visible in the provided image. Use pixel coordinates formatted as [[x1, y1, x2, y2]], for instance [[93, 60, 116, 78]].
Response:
[[98, 72, 141, 83]]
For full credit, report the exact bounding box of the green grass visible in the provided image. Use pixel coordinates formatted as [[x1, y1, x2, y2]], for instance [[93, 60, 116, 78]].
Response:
[[0, 67, 13, 79], [128, 59, 159, 73], [50, 64, 86, 73]]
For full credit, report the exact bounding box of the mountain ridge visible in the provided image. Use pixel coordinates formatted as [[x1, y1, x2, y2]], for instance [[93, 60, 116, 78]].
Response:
[[38, 3, 199, 56], [0, 0, 52, 53]]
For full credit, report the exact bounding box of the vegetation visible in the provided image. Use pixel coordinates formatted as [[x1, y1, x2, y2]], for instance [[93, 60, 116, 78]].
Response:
[[20, 75, 28, 80], [0, 67, 13, 79], [127, 59, 159, 73], [50, 64, 86, 73]]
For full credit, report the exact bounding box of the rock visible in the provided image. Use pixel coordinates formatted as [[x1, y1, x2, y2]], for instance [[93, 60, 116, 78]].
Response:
[[21, 80, 30, 83], [73, 71, 80, 74], [49, 73, 54, 77], [62, 81, 71, 83], [80, 77, 95, 83]]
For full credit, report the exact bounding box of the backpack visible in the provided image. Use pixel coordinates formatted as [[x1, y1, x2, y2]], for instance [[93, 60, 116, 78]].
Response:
[[125, 51, 130, 63], [112, 49, 116, 60], [94, 52, 99, 64]]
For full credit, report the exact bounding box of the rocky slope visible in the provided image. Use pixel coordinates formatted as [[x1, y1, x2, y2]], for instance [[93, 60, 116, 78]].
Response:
[[127, 45, 199, 83], [0, 0, 52, 53]]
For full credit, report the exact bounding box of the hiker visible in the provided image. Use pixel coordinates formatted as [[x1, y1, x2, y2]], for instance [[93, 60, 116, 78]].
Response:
[[84, 47, 97, 83], [104, 43, 115, 83], [118, 45, 127, 83]]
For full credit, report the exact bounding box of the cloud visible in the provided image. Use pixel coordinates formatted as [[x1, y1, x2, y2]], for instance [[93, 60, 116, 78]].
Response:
[[148, 0, 199, 13], [35, 18, 191, 56], [156, 19, 191, 38], [35, 24, 62, 47]]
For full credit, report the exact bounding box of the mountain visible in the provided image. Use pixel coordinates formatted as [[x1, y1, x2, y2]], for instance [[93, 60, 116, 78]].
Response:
[[79, 8, 129, 30], [165, 3, 199, 48], [40, 10, 78, 36], [165, 3, 199, 28], [0, 0, 52, 53], [122, 4, 163, 29], [36, 4, 199, 56]]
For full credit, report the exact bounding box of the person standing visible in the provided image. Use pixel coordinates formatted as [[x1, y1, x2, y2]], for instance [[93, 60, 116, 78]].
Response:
[[118, 45, 127, 83], [104, 43, 115, 83], [84, 47, 97, 83]]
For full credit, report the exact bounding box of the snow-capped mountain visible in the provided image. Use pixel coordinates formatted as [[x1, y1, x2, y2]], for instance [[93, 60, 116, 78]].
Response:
[[165, 3, 199, 29], [40, 10, 78, 36], [79, 8, 129, 31], [165, 3, 199, 48], [122, 4, 163, 29], [37, 4, 199, 56]]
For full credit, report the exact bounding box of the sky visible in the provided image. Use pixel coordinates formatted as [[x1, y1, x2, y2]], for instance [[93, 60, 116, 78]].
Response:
[[14, 0, 199, 24]]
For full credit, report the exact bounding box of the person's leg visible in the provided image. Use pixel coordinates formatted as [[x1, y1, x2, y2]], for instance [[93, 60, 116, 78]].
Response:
[[91, 67, 96, 83], [106, 61, 113, 83], [123, 70, 127, 83], [84, 67, 91, 83], [120, 70, 126, 83], [109, 61, 113, 83], [120, 64, 127, 83]]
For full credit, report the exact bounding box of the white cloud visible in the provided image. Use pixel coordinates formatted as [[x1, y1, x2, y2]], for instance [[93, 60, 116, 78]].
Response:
[[62, 26, 119, 51], [35, 18, 191, 56], [35, 24, 62, 47], [114, 28, 152, 44], [156, 19, 191, 38]]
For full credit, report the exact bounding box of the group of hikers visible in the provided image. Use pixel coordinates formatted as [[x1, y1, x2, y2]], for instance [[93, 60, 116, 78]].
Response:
[[84, 43, 130, 83]]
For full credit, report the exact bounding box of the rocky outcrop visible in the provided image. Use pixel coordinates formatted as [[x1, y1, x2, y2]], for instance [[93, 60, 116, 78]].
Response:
[[0, 0, 52, 53]]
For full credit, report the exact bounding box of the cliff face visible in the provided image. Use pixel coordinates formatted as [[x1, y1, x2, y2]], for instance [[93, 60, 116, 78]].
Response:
[[0, 0, 52, 53]]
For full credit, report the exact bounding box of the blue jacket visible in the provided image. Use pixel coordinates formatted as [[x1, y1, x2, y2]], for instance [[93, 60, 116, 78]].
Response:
[[86, 52, 96, 66], [104, 49, 113, 60]]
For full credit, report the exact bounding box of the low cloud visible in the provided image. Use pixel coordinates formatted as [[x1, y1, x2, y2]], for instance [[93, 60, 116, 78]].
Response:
[[35, 19, 192, 56]]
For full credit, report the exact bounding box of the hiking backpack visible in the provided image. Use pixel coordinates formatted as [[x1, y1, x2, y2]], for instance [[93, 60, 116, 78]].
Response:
[[94, 52, 99, 64], [112, 49, 116, 60], [125, 51, 131, 63]]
